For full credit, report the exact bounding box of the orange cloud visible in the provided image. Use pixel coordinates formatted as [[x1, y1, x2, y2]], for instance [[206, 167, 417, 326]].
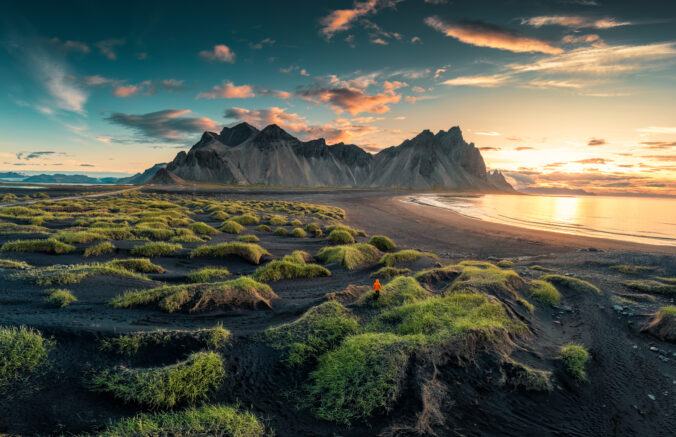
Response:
[[587, 138, 606, 146], [319, 0, 401, 38], [198, 44, 235, 63], [113, 85, 139, 97], [297, 83, 401, 115], [425, 17, 563, 54], [443, 74, 509, 87], [196, 82, 255, 99], [522, 16, 631, 29]]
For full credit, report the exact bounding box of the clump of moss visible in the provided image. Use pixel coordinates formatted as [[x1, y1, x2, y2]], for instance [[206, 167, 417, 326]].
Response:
[[325, 224, 366, 237], [623, 280, 676, 295], [170, 234, 206, 243], [1, 238, 75, 254], [503, 360, 553, 391], [237, 234, 260, 242], [268, 215, 287, 226], [368, 235, 396, 251], [0, 259, 31, 269], [83, 241, 115, 257], [610, 264, 656, 275], [44, 289, 77, 308], [229, 213, 259, 225], [56, 230, 107, 244], [529, 279, 561, 305], [316, 243, 381, 270], [541, 274, 601, 294], [107, 258, 165, 273], [290, 227, 307, 238], [559, 344, 590, 380], [0, 326, 54, 391], [110, 277, 278, 312], [219, 220, 245, 234], [379, 249, 437, 267], [359, 276, 429, 307], [289, 218, 303, 227], [529, 265, 554, 272], [449, 263, 524, 299], [262, 301, 358, 366], [307, 333, 421, 425], [497, 260, 514, 267], [89, 351, 225, 408], [190, 242, 270, 264], [371, 266, 411, 279], [189, 222, 219, 236], [187, 267, 231, 283], [256, 224, 271, 232], [97, 404, 265, 437], [130, 242, 182, 257], [328, 229, 355, 245], [273, 227, 288, 236]]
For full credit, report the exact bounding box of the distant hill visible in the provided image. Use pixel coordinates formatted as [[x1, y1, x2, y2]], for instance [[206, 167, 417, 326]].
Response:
[[0, 172, 27, 179], [22, 174, 102, 184], [148, 123, 514, 191]]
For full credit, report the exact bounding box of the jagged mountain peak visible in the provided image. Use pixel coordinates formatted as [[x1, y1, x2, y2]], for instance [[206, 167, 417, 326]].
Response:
[[219, 122, 260, 147], [256, 124, 298, 141]]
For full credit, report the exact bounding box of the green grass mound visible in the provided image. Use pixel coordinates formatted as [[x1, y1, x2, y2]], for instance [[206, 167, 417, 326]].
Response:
[[253, 260, 330, 282], [316, 243, 380, 270], [529, 265, 554, 272], [237, 234, 260, 242], [642, 306, 676, 342], [282, 250, 313, 264], [449, 263, 524, 299], [623, 279, 676, 295], [229, 213, 259, 225], [327, 229, 354, 245], [89, 351, 225, 409], [414, 264, 462, 285], [219, 220, 245, 234], [100, 326, 231, 356], [273, 227, 288, 236], [358, 276, 429, 307], [256, 224, 271, 232], [325, 224, 366, 237], [107, 258, 165, 273], [110, 277, 278, 312], [131, 226, 176, 241], [497, 260, 514, 267], [656, 277, 676, 284], [56, 230, 107, 244], [187, 267, 231, 283], [189, 222, 219, 235], [368, 235, 396, 251], [307, 333, 421, 425], [1, 238, 75, 254], [96, 404, 266, 437], [44, 289, 77, 308], [529, 280, 561, 305], [371, 266, 411, 279], [210, 210, 230, 221], [262, 301, 358, 366], [371, 293, 522, 341], [84, 241, 115, 257], [0, 259, 31, 269], [0, 326, 54, 391], [130, 242, 182, 257], [14, 263, 148, 285], [268, 215, 287, 226], [379, 249, 437, 267], [170, 234, 207, 244], [610, 264, 656, 275], [190, 242, 270, 264], [559, 344, 589, 381], [503, 360, 553, 392], [290, 227, 307, 238], [289, 219, 303, 227], [541, 274, 601, 295]]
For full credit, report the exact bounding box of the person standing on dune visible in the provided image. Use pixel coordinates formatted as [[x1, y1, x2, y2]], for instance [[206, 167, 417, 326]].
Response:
[[373, 279, 381, 300]]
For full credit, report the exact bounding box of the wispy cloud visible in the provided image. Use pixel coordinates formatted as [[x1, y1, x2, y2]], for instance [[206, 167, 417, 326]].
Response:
[[296, 76, 402, 115], [587, 137, 606, 146], [96, 38, 125, 60], [196, 82, 255, 99], [425, 17, 563, 54], [442, 74, 509, 87], [637, 126, 676, 134], [522, 16, 631, 29], [640, 141, 676, 149], [113, 84, 139, 98], [105, 109, 219, 142], [198, 44, 236, 63], [319, 0, 403, 39], [48, 37, 90, 54], [248, 38, 275, 50]]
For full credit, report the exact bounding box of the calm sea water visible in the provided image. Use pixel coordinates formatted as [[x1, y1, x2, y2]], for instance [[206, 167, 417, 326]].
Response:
[[414, 194, 676, 246]]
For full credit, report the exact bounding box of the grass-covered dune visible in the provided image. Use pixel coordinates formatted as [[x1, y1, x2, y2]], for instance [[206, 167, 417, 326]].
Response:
[[190, 242, 270, 264], [0, 326, 54, 393]]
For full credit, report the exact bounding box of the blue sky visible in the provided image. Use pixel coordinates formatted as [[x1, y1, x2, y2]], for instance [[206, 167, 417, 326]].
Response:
[[1, 0, 675, 194]]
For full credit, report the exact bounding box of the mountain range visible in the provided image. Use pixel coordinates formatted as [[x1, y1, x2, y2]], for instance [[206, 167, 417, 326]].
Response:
[[142, 123, 514, 191]]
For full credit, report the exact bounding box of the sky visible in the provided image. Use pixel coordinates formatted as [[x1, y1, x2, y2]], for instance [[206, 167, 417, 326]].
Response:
[[1, 0, 675, 195]]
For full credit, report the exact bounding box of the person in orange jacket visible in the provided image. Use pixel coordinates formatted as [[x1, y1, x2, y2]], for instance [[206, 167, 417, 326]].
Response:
[[373, 279, 381, 300]]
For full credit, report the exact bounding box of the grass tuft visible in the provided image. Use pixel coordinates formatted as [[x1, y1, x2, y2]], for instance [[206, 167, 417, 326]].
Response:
[[0, 259, 31, 269], [316, 243, 380, 270], [368, 235, 396, 251], [358, 276, 429, 307], [290, 227, 307, 238], [256, 224, 271, 232], [229, 214, 259, 225], [44, 288, 77, 307], [327, 229, 354, 245], [623, 279, 676, 295], [371, 266, 411, 279], [253, 260, 330, 282], [187, 267, 231, 283], [89, 351, 225, 409], [541, 274, 601, 294], [131, 242, 182, 257], [610, 264, 656, 275], [107, 258, 165, 273], [273, 227, 288, 236], [379, 249, 437, 267], [190, 242, 270, 264], [1, 238, 75, 254], [84, 241, 115, 257], [559, 344, 590, 381], [529, 279, 561, 305], [188, 222, 219, 235], [219, 220, 245, 234], [0, 326, 54, 391]]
